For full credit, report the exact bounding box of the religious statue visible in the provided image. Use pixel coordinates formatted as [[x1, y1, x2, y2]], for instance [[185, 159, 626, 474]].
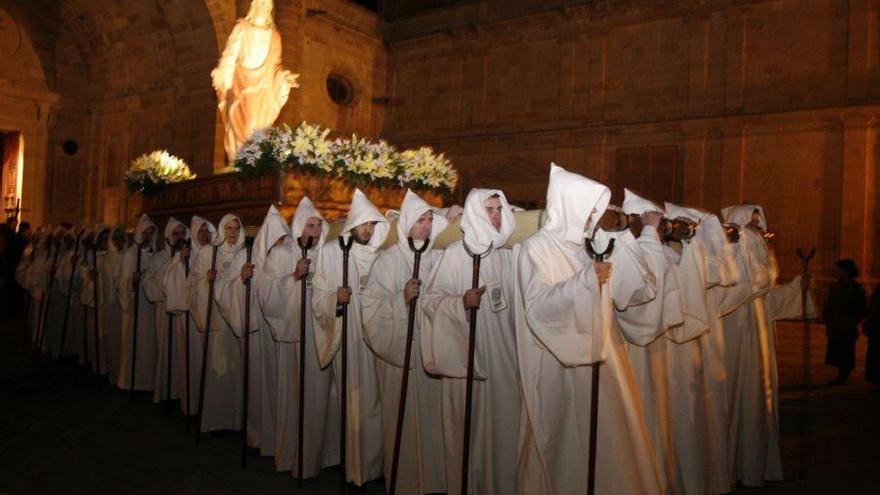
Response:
[[211, 0, 300, 163]]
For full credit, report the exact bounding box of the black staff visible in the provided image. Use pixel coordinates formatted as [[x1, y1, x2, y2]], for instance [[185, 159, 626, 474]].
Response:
[[196, 243, 220, 443], [23, 241, 36, 354], [460, 241, 491, 495], [337, 235, 354, 494], [585, 237, 615, 495], [388, 236, 431, 495], [130, 241, 145, 398], [183, 239, 192, 432], [296, 235, 314, 486], [797, 247, 815, 480], [165, 238, 183, 410], [241, 235, 255, 467], [58, 231, 84, 359]]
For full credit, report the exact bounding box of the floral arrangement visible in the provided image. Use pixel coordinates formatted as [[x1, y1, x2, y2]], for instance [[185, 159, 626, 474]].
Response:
[[125, 150, 196, 196], [233, 121, 458, 194]]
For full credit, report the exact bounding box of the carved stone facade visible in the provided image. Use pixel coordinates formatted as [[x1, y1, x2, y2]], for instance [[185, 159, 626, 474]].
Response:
[[1, 0, 878, 286]]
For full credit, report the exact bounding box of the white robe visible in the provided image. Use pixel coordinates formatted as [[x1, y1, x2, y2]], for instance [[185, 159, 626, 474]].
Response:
[[81, 244, 123, 381], [421, 242, 520, 495], [185, 242, 244, 431], [312, 241, 384, 485], [362, 243, 446, 495], [719, 228, 813, 486], [115, 245, 158, 391], [259, 237, 336, 476], [615, 227, 684, 495], [514, 163, 662, 495]]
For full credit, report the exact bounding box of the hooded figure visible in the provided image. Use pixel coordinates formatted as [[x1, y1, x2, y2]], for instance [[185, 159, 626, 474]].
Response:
[[361, 189, 450, 495], [312, 189, 389, 487], [618, 189, 688, 495], [665, 202, 736, 494], [15, 228, 46, 348], [216, 205, 285, 455], [181, 214, 244, 430], [421, 188, 519, 495], [514, 164, 663, 495], [144, 217, 190, 403], [79, 226, 106, 374], [56, 227, 90, 360], [258, 197, 338, 477], [115, 214, 159, 391], [719, 203, 815, 487], [30, 227, 66, 353], [161, 216, 213, 416], [82, 225, 126, 381]]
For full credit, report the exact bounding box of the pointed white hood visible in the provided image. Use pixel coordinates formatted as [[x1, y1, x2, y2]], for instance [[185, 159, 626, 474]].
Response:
[[722, 204, 767, 231], [291, 196, 328, 248], [663, 202, 705, 223], [253, 204, 289, 271], [190, 215, 217, 252], [396, 189, 449, 257], [461, 188, 515, 254], [341, 188, 389, 251], [163, 216, 190, 250], [133, 214, 157, 251], [218, 213, 245, 253], [542, 163, 611, 250], [622, 188, 663, 216]]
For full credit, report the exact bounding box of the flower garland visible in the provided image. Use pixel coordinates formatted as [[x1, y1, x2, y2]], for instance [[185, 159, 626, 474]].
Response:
[[233, 122, 458, 194], [125, 150, 196, 196]]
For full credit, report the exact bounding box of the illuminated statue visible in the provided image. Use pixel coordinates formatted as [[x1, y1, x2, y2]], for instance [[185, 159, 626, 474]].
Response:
[[211, 0, 300, 163]]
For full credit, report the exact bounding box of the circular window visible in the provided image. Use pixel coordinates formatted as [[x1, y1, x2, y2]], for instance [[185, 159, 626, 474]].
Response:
[[62, 140, 78, 155], [326, 73, 355, 106]]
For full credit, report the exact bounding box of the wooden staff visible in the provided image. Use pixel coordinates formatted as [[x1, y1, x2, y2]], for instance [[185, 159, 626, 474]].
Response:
[[460, 242, 491, 495], [195, 244, 220, 443], [388, 236, 431, 495], [58, 231, 84, 359], [130, 242, 144, 398], [35, 241, 61, 359], [183, 240, 192, 432], [585, 237, 615, 495], [797, 247, 815, 480], [296, 235, 314, 486], [92, 244, 101, 384], [337, 235, 354, 494], [241, 236, 254, 468]]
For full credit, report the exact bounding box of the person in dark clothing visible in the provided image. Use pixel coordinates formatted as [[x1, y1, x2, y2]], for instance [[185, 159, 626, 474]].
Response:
[[864, 284, 880, 389], [824, 259, 867, 385]]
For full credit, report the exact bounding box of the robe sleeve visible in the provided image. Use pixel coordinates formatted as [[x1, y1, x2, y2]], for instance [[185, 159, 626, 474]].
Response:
[[361, 249, 411, 368], [215, 249, 257, 338], [311, 246, 343, 369], [613, 227, 680, 346], [80, 257, 96, 308], [114, 249, 134, 314], [421, 245, 488, 380], [766, 276, 817, 321], [142, 253, 167, 304], [163, 252, 191, 315], [666, 242, 711, 343], [56, 253, 74, 297], [518, 240, 605, 367], [189, 249, 222, 333], [257, 248, 301, 343]]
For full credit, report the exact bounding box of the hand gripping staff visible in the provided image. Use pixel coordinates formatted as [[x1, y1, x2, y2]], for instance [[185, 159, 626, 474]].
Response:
[[129, 240, 145, 398], [195, 242, 221, 443], [797, 247, 815, 480], [241, 236, 255, 468], [584, 237, 616, 495], [460, 241, 492, 495], [387, 236, 431, 495], [296, 235, 315, 486], [337, 234, 354, 494], [58, 230, 84, 359]]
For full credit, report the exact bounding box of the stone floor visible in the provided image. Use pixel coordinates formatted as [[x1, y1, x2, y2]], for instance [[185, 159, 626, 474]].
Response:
[[1, 318, 878, 494]]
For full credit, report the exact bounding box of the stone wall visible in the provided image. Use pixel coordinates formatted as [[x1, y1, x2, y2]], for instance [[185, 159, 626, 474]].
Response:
[[382, 0, 880, 283]]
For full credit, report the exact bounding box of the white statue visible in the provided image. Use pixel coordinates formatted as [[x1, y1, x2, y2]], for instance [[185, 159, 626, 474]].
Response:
[[211, 0, 300, 163]]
